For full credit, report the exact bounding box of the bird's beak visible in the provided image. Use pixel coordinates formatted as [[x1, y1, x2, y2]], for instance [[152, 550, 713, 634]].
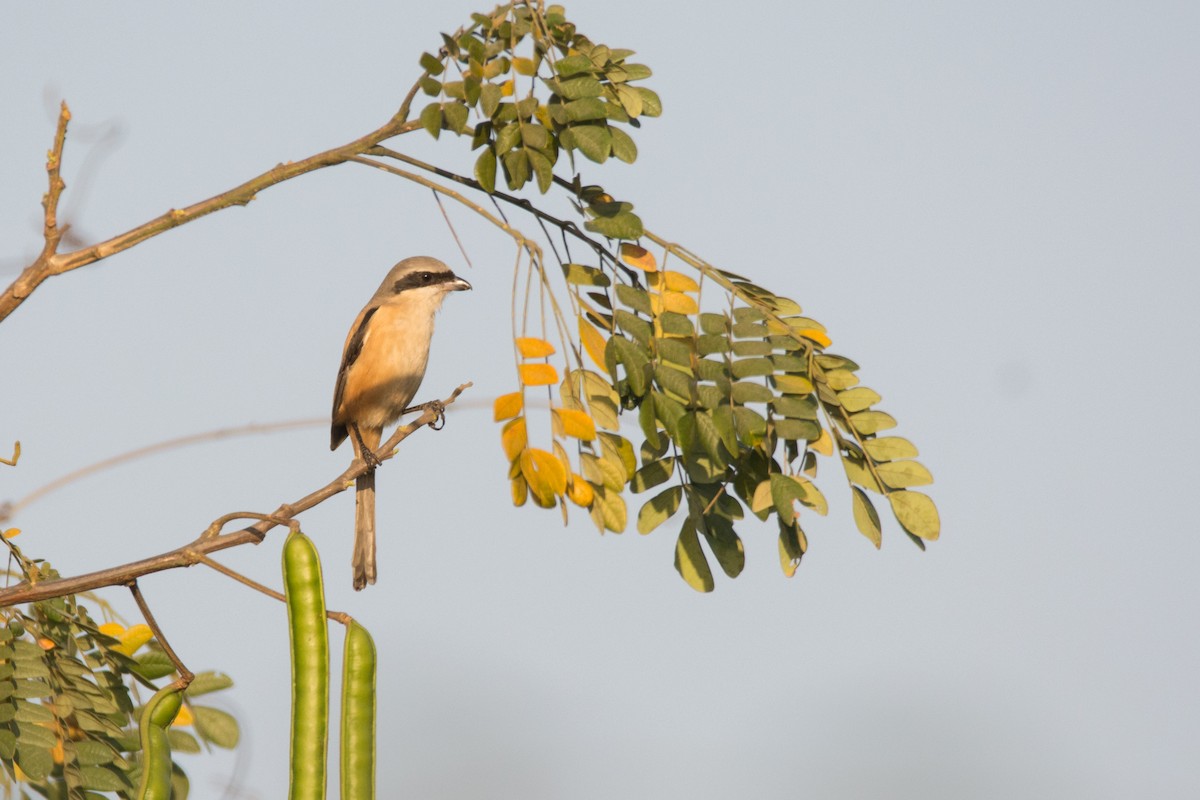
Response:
[[449, 275, 472, 292]]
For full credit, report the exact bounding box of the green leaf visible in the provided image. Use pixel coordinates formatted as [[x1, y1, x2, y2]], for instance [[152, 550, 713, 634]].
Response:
[[889, 491, 940, 540], [554, 54, 594, 76], [773, 373, 814, 395], [614, 284, 652, 316], [863, 436, 919, 461], [838, 386, 882, 412], [562, 263, 611, 287], [731, 357, 774, 379], [848, 410, 897, 434], [674, 519, 714, 592], [692, 411, 727, 466], [443, 101, 470, 134], [79, 764, 129, 792], [655, 363, 694, 403], [615, 309, 651, 345], [778, 518, 806, 577], [733, 407, 766, 445], [419, 51, 445, 76], [193, 706, 240, 749], [637, 486, 683, 534], [659, 312, 694, 335], [501, 149, 530, 190], [698, 516, 745, 579], [185, 671, 233, 697], [609, 336, 650, 397], [134, 651, 176, 680], [632, 457, 676, 493], [851, 487, 882, 548], [0, 729, 14, 759], [569, 124, 612, 162], [528, 149, 554, 193], [772, 394, 818, 419], [474, 147, 497, 193], [167, 728, 202, 754], [731, 381, 772, 404], [773, 418, 820, 442], [634, 86, 663, 116], [551, 75, 604, 99], [479, 82, 502, 118], [614, 84, 643, 117], [609, 126, 638, 164], [564, 98, 608, 122], [71, 740, 117, 767], [875, 460, 934, 489], [585, 211, 644, 239], [769, 474, 805, 523], [419, 102, 442, 138], [16, 744, 54, 780]]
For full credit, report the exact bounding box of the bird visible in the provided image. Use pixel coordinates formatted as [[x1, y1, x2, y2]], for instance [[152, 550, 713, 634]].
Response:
[[330, 256, 472, 590]]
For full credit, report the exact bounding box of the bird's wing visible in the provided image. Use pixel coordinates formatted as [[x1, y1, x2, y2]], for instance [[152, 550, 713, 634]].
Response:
[[330, 304, 378, 451]]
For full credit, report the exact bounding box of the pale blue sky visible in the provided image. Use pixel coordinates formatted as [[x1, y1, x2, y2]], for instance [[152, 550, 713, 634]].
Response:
[[2, 2, 1198, 798]]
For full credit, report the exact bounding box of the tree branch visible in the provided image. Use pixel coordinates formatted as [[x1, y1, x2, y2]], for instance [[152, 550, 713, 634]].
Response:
[[0, 96, 423, 323], [130, 580, 194, 685], [0, 382, 471, 606]]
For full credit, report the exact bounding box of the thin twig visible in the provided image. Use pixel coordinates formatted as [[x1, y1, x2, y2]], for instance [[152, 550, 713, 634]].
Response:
[[199, 555, 353, 625], [3, 420, 320, 521], [39, 102, 71, 262], [129, 580, 194, 685], [0, 382, 472, 606]]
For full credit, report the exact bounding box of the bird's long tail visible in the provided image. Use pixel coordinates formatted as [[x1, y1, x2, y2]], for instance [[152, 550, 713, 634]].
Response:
[[352, 471, 376, 590]]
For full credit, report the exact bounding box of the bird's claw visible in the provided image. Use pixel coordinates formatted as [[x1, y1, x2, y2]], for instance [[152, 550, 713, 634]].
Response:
[[427, 400, 447, 430]]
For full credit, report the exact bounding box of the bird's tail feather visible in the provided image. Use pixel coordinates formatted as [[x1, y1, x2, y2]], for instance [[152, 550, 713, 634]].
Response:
[[353, 471, 376, 590]]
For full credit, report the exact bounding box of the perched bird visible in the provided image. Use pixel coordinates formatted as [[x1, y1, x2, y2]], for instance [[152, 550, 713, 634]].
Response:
[[330, 256, 472, 589]]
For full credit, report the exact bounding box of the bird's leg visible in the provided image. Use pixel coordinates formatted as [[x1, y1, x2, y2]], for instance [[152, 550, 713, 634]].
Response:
[[351, 423, 383, 469], [402, 399, 447, 430]]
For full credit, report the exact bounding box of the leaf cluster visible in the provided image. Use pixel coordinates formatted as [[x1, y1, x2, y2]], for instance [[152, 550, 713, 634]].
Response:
[[0, 576, 237, 799], [498, 241, 940, 592], [415, 2, 659, 193]]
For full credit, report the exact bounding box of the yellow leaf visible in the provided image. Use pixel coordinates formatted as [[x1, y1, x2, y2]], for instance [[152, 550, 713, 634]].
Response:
[[662, 270, 699, 293], [511, 476, 528, 506], [521, 448, 567, 504], [810, 428, 834, 457], [38, 638, 56, 651], [1, 528, 19, 539], [513, 56, 537, 75], [535, 104, 552, 128], [796, 328, 832, 349], [501, 78, 516, 96], [579, 317, 609, 374], [493, 392, 523, 421], [116, 624, 153, 656], [619, 242, 658, 272], [554, 408, 597, 440], [660, 291, 699, 315], [515, 336, 556, 358], [173, 704, 195, 727], [567, 474, 595, 507], [501, 418, 527, 461], [99, 622, 125, 638], [518, 363, 559, 386], [51, 739, 64, 764]]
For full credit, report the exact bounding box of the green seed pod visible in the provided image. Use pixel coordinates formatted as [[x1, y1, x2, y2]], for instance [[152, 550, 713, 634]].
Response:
[[340, 621, 377, 799], [283, 530, 329, 800]]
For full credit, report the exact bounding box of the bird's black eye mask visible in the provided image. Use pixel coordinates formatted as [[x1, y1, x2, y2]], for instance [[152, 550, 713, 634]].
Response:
[[393, 270, 455, 293]]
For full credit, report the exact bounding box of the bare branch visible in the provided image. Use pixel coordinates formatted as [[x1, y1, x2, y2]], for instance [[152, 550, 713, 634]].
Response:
[[0, 98, 423, 323], [0, 382, 471, 606], [3, 421, 319, 522], [199, 555, 354, 625], [129, 580, 194, 685]]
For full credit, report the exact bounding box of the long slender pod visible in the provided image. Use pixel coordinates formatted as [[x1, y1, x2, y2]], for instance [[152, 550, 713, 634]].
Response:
[[340, 621, 377, 799], [284, 531, 330, 800], [135, 683, 184, 800]]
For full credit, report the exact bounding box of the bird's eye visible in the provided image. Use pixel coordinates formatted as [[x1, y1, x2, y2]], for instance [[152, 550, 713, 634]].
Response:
[[420, 272, 433, 283]]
